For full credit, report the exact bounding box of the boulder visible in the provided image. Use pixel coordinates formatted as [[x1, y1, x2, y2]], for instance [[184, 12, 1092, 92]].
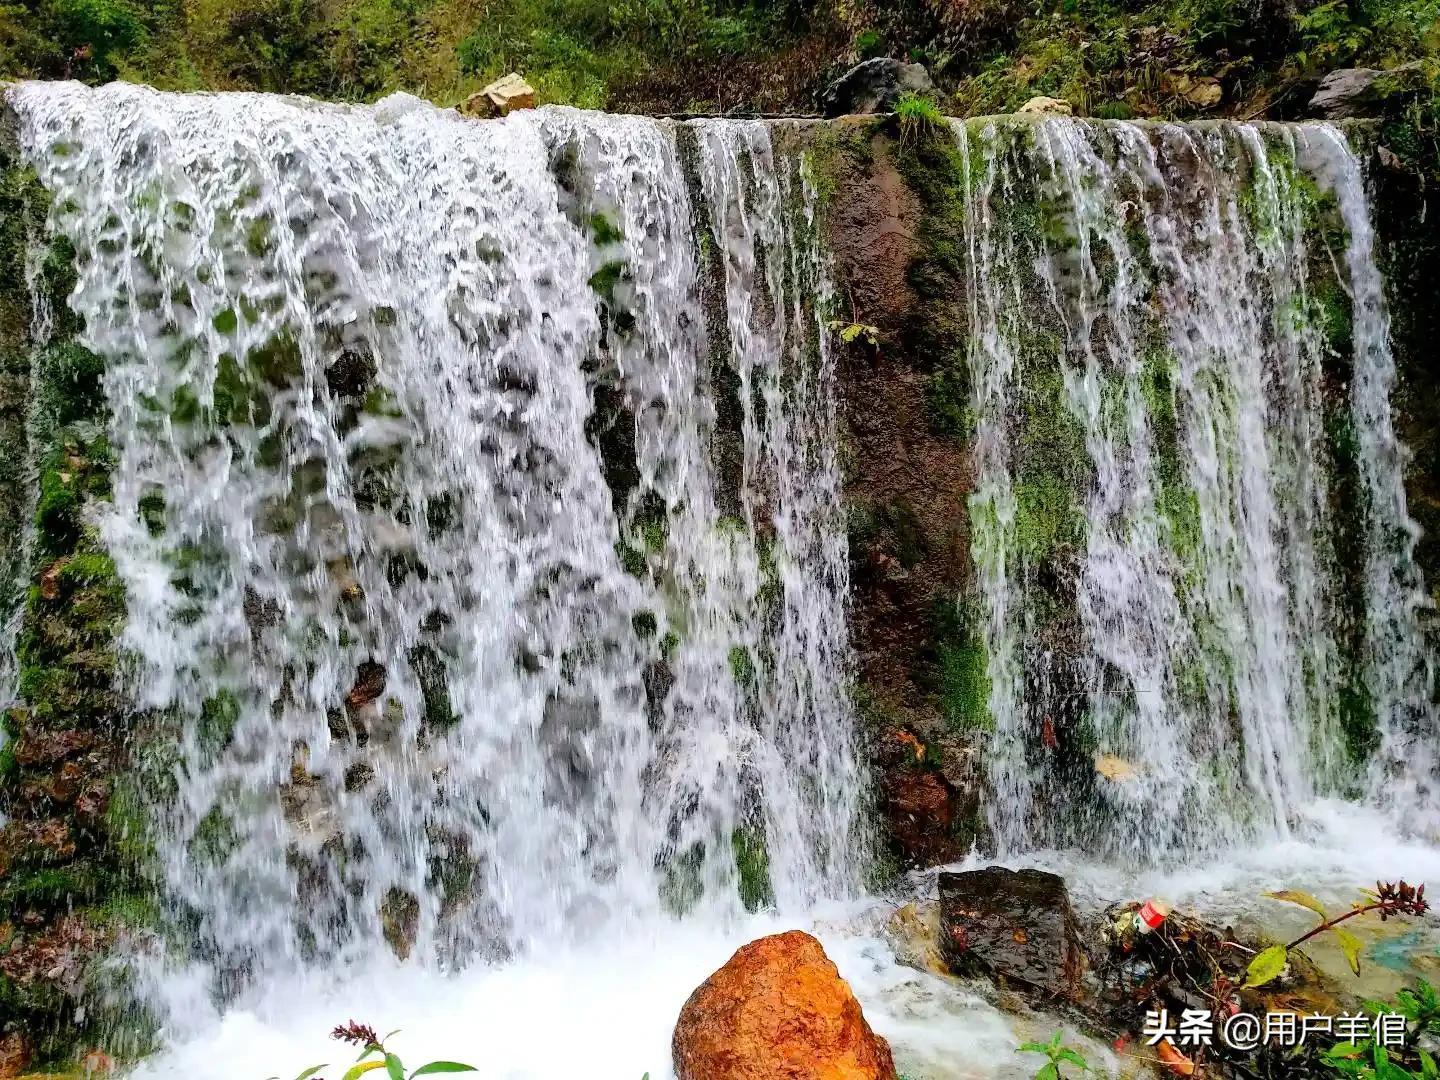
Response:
[[821, 58, 934, 118], [1309, 62, 1427, 120], [938, 866, 1085, 1004], [673, 930, 897, 1080], [459, 73, 537, 118], [1018, 96, 1073, 116]]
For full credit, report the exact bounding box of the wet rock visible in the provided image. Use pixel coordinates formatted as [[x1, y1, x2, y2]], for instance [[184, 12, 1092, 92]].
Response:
[[325, 349, 376, 399], [882, 766, 963, 867], [459, 73, 537, 118], [0, 1031, 29, 1077], [821, 58, 934, 118], [1309, 63, 1426, 120], [884, 901, 949, 976], [381, 886, 420, 961], [345, 660, 386, 710], [938, 866, 1085, 1004], [1018, 95, 1073, 115], [344, 761, 375, 791], [10, 724, 80, 767], [673, 930, 897, 1080]]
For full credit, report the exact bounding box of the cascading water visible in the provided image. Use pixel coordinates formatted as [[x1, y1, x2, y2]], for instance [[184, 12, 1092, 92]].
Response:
[[5, 77, 1439, 1078], [959, 115, 1437, 859], [7, 81, 862, 1017]]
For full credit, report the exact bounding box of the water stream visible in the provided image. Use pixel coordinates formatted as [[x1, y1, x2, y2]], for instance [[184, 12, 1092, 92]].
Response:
[[2, 82, 1437, 1078]]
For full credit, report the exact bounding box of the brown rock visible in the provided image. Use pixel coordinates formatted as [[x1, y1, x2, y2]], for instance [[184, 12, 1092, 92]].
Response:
[[0, 1031, 31, 1078], [12, 728, 94, 768], [883, 766, 962, 868], [672, 930, 897, 1080], [938, 866, 1085, 1005], [345, 661, 386, 710]]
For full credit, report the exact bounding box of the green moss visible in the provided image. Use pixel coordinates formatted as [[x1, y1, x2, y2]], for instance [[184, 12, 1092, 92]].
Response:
[[932, 597, 992, 731], [1014, 474, 1084, 562], [588, 210, 624, 247], [409, 643, 457, 731], [728, 644, 755, 687], [731, 824, 774, 912], [198, 689, 241, 759], [631, 609, 658, 638], [659, 841, 704, 916], [188, 805, 238, 866]]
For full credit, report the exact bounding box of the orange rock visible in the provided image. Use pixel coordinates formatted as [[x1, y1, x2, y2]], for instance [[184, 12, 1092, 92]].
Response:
[[672, 930, 897, 1080]]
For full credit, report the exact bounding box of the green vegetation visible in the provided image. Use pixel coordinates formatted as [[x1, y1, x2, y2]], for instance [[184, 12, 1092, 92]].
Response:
[[731, 824, 773, 911], [1017, 1030, 1090, 1079], [0, 0, 1434, 117], [0, 152, 157, 1072]]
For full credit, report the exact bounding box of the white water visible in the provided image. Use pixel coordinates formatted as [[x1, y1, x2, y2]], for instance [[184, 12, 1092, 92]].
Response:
[[960, 116, 1438, 858], [9, 78, 863, 1039], [5, 82, 1439, 1078]]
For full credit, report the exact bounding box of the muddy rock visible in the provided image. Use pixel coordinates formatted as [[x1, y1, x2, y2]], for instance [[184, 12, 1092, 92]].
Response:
[[938, 866, 1085, 1004], [673, 930, 897, 1080], [821, 59, 934, 117]]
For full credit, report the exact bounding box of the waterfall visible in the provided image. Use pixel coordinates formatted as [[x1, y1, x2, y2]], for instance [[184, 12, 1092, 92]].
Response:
[[8, 82, 861, 1006], [959, 116, 1437, 858]]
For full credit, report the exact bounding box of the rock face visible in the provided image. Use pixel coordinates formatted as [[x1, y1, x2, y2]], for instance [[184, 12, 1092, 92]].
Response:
[[821, 59, 934, 118], [673, 930, 897, 1080], [1308, 63, 1425, 119], [938, 866, 1085, 1004], [459, 73, 537, 118]]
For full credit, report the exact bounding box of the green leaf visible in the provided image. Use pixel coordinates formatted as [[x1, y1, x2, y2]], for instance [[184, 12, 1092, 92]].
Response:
[[1420, 1049, 1438, 1080], [1323, 1042, 1369, 1062], [409, 1065, 478, 1077], [341, 1060, 388, 1080], [1265, 889, 1329, 918], [292, 1067, 327, 1080], [1016, 1042, 1051, 1055], [1243, 944, 1289, 988], [1036, 1065, 1059, 1080], [1334, 926, 1364, 976], [385, 1054, 405, 1080], [1056, 1047, 1089, 1069]]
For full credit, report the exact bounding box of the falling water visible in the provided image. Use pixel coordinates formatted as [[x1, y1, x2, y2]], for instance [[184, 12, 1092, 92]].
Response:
[[7, 82, 861, 1011], [960, 116, 1437, 858]]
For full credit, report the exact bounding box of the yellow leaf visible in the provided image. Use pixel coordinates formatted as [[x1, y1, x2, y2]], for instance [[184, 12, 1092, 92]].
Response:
[[341, 1061, 387, 1080], [1244, 944, 1289, 988], [1334, 927, 1363, 976], [1094, 755, 1138, 782], [1265, 890, 1329, 919]]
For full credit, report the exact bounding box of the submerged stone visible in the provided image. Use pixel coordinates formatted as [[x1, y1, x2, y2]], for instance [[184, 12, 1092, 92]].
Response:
[[938, 866, 1086, 1004]]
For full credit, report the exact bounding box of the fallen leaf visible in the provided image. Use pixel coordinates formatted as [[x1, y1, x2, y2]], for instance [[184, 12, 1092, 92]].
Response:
[[895, 730, 926, 763], [1156, 1039, 1195, 1075], [1095, 754, 1138, 781]]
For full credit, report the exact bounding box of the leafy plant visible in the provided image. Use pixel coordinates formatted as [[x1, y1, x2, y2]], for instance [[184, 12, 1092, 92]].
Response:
[[1248, 880, 1429, 987], [828, 318, 881, 348], [271, 1020, 478, 1080], [894, 90, 943, 145], [1017, 1030, 1089, 1080], [1321, 981, 1440, 1079]]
